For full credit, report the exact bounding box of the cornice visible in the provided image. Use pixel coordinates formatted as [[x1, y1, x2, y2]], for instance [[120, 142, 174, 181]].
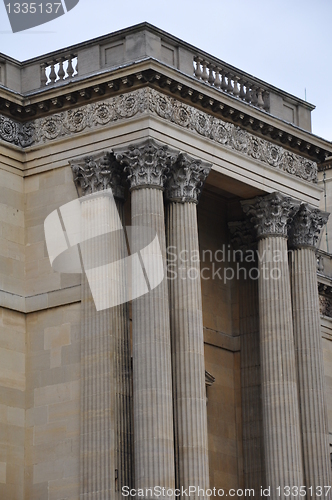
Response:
[[0, 60, 331, 164], [0, 87, 318, 184]]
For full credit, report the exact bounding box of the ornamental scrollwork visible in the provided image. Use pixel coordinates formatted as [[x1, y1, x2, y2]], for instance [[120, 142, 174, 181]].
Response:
[[114, 138, 178, 190], [241, 192, 300, 238], [0, 87, 318, 184], [228, 220, 257, 250], [70, 151, 126, 199], [0, 115, 34, 147], [165, 153, 211, 203], [288, 204, 329, 248]]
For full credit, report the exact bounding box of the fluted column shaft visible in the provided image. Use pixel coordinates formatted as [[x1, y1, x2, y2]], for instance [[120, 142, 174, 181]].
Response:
[[242, 193, 304, 500], [115, 140, 177, 498], [228, 222, 264, 493], [289, 205, 331, 498], [71, 153, 132, 500], [239, 258, 264, 492], [165, 154, 211, 497]]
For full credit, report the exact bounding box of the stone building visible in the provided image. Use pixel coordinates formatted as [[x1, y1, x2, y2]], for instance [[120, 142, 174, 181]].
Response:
[[0, 22, 331, 500]]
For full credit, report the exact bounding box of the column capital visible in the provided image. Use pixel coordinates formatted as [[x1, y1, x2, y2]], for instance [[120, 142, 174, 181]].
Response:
[[288, 203, 329, 249], [241, 192, 300, 239], [165, 153, 211, 203], [70, 151, 126, 200], [113, 138, 178, 191], [228, 220, 257, 250]]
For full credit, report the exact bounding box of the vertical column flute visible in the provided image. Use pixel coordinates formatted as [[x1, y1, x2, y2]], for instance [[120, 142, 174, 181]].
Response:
[[289, 204, 332, 499], [115, 139, 177, 498], [165, 153, 211, 497], [71, 153, 132, 499], [228, 221, 265, 493], [242, 192, 304, 500]]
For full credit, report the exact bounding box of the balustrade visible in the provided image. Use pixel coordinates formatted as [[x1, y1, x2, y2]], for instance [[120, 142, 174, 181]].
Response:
[[194, 56, 270, 111], [40, 54, 78, 86]]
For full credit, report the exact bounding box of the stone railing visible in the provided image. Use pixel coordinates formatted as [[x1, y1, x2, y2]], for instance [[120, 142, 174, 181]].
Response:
[[0, 24, 313, 129], [193, 56, 269, 111], [40, 54, 78, 86]]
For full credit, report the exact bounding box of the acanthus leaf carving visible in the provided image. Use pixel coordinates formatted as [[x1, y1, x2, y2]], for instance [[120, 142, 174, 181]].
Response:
[[241, 192, 300, 238], [288, 204, 329, 248], [165, 153, 211, 203], [70, 151, 126, 199], [0, 88, 318, 185], [114, 138, 178, 190], [228, 220, 257, 250]]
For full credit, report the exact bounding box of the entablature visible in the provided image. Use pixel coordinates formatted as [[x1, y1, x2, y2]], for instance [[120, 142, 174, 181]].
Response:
[[0, 23, 331, 167]]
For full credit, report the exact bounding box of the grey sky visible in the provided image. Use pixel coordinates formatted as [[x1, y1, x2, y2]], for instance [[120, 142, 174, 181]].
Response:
[[0, 0, 331, 142]]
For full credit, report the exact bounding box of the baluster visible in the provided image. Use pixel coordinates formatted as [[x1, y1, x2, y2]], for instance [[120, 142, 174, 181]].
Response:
[[201, 60, 209, 82], [221, 70, 227, 90], [233, 76, 240, 97], [226, 73, 234, 93], [58, 58, 65, 81], [49, 61, 57, 84], [263, 90, 269, 111], [245, 82, 251, 102], [194, 56, 202, 79], [74, 56, 78, 76], [67, 56, 74, 78], [249, 85, 257, 105], [40, 63, 48, 87], [257, 88, 265, 108], [208, 64, 215, 85], [239, 79, 246, 100], [214, 67, 221, 89]]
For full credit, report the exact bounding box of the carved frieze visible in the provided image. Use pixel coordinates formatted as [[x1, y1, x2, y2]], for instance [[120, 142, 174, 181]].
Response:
[[70, 151, 126, 199], [165, 153, 211, 203], [114, 138, 178, 190], [0, 115, 34, 147], [0, 88, 317, 184], [288, 204, 329, 249], [241, 192, 300, 239]]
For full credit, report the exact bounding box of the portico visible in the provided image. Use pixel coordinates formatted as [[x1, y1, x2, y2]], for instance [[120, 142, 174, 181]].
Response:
[[0, 23, 331, 500]]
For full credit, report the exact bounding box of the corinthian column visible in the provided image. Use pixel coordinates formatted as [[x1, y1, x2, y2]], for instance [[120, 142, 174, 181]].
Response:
[[165, 153, 211, 497], [228, 221, 264, 494], [289, 204, 332, 498], [114, 139, 177, 497], [242, 192, 304, 499], [71, 153, 132, 499]]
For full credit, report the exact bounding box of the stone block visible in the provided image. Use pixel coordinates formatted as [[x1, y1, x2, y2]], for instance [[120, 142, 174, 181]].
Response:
[[24, 176, 40, 193], [34, 381, 72, 407], [0, 327, 25, 353], [44, 323, 71, 350], [7, 406, 25, 427], [33, 458, 63, 484], [48, 476, 80, 500], [26, 406, 48, 428], [33, 421, 67, 446], [0, 462, 6, 483], [48, 399, 79, 422], [2, 223, 24, 245]]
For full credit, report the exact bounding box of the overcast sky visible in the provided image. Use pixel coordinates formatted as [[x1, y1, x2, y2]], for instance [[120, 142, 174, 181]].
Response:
[[0, 0, 331, 142]]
